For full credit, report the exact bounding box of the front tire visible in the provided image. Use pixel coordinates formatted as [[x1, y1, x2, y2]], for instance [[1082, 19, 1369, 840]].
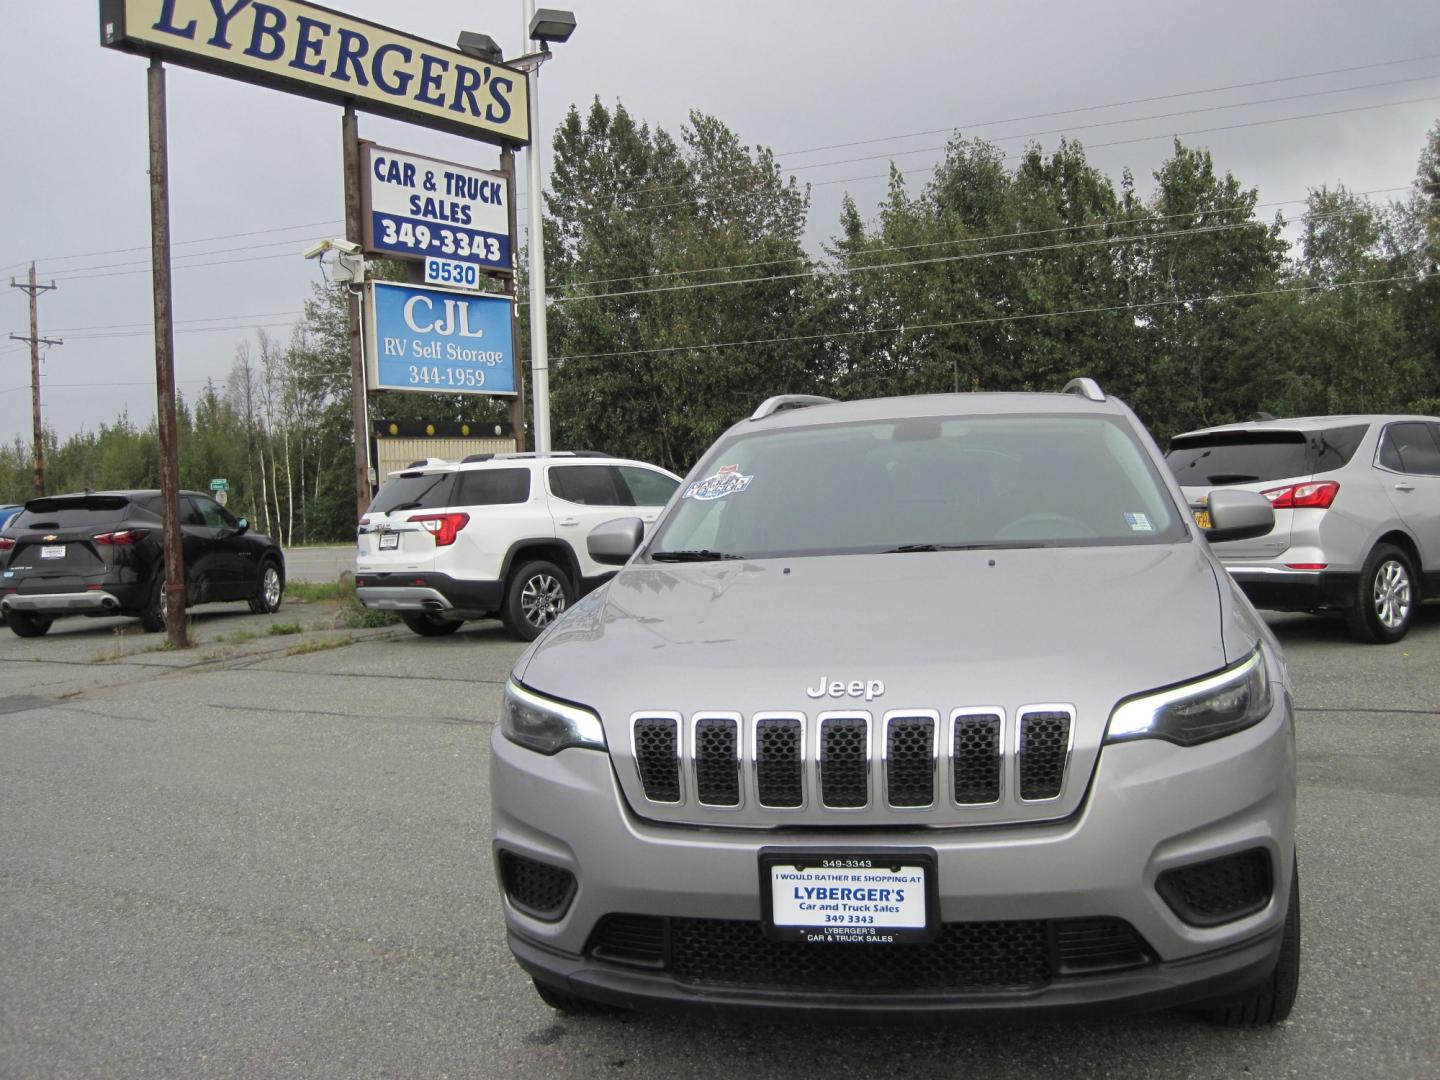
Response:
[[248, 559, 284, 615], [4, 611, 53, 638], [1345, 543, 1416, 644], [502, 560, 573, 641], [1198, 859, 1300, 1026], [400, 612, 463, 637]]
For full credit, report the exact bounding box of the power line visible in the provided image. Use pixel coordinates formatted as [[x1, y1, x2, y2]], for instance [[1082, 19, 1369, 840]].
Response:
[[550, 274, 1421, 362], [515, 65, 1440, 215], [538, 184, 1405, 298], [50, 310, 302, 334], [779, 51, 1440, 156]]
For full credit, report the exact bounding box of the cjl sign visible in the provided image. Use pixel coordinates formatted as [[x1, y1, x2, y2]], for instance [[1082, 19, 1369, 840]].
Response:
[[363, 144, 511, 270], [364, 281, 515, 396]]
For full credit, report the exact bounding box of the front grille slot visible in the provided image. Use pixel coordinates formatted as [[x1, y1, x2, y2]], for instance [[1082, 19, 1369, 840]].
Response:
[[755, 717, 803, 807], [589, 914, 667, 968], [498, 851, 576, 921], [819, 716, 869, 808], [953, 712, 1002, 804], [1052, 917, 1152, 974], [694, 716, 740, 806], [1156, 849, 1273, 927], [633, 716, 681, 802], [1018, 710, 1070, 800], [885, 715, 936, 807]]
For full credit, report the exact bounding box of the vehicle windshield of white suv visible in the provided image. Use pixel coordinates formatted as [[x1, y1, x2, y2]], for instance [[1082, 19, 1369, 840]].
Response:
[[650, 414, 1186, 559]]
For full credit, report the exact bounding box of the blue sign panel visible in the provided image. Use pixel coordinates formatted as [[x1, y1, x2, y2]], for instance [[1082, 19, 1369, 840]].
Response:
[[364, 281, 516, 397]]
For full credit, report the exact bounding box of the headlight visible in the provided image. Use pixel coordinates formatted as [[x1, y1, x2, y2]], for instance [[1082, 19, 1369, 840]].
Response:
[[1106, 647, 1273, 747], [501, 681, 607, 755]]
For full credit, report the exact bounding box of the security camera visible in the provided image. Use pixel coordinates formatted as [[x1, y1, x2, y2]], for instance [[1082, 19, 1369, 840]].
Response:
[[302, 238, 362, 259]]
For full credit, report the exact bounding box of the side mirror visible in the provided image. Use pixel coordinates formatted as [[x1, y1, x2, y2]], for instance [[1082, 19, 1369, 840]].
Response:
[[1202, 489, 1274, 544], [588, 516, 644, 566], [235, 517, 250, 535]]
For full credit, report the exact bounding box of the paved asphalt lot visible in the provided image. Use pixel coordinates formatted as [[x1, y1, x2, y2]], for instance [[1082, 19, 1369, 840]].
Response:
[[2, 595, 1438, 1079]]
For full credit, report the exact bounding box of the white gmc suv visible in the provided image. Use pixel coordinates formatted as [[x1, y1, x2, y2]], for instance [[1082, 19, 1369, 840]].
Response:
[[355, 452, 681, 640]]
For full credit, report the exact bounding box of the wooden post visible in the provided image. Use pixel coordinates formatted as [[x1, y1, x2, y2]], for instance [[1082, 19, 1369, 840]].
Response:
[[147, 58, 187, 647], [343, 105, 371, 522]]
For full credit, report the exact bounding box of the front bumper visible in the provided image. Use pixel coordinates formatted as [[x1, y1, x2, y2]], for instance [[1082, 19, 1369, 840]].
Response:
[[490, 697, 1296, 1015]]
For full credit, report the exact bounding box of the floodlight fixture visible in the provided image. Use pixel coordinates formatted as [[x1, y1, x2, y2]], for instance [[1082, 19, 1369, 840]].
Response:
[[529, 8, 576, 46], [456, 31, 504, 64]]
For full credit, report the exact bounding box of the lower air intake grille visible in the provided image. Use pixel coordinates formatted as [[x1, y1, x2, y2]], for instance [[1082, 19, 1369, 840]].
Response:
[[953, 713, 1002, 804], [1018, 711, 1070, 800], [671, 918, 1049, 991], [694, 717, 740, 806], [1157, 849, 1273, 927], [633, 716, 680, 802], [885, 715, 936, 807], [819, 716, 869, 808], [587, 915, 1152, 990], [498, 851, 576, 921], [755, 717, 803, 807]]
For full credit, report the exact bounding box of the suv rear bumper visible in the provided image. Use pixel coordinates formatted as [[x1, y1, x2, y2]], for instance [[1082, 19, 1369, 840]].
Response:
[[1, 583, 147, 616], [354, 572, 502, 613], [1224, 566, 1358, 611]]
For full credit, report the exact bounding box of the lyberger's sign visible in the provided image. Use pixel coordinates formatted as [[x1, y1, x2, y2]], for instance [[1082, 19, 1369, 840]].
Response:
[[99, 0, 530, 145]]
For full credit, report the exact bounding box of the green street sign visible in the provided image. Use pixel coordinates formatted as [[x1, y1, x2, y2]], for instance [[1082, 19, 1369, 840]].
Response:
[[209, 478, 229, 491]]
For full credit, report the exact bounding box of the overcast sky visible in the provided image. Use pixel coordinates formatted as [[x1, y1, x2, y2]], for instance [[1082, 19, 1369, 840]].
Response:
[[2, 0, 1438, 443]]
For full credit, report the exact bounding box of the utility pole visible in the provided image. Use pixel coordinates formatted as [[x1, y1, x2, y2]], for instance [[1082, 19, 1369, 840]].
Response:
[[9, 263, 61, 497], [342, 104, 371, 524]]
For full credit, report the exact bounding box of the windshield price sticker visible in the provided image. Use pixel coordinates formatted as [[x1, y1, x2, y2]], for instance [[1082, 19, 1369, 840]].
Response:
[[767, 860, 930, 944]]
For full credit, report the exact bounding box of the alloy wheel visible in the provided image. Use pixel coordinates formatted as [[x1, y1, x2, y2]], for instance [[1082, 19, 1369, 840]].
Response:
[[1373, 558, 1412, 629], [520, 572, 566, 629]]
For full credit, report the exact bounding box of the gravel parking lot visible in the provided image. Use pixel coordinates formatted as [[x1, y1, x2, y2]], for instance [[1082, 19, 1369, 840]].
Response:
[[1, 599, 1438, 1078]]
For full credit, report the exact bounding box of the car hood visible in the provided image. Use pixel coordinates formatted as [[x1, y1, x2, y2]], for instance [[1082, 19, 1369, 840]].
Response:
[[518, 543, 1247, 722]]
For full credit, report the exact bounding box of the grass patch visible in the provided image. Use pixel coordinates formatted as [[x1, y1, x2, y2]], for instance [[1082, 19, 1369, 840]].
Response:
[[284, 637, 353, 656], [267, 622, 303, 636], [286, 581, 343, 603]]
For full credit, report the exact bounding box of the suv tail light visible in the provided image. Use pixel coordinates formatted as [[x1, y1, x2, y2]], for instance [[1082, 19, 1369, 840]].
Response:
[[1260, 481, 1338, 509], [94, 529, 150, 545], [411, 513, 470, 546], [0, 537, 14, 551]]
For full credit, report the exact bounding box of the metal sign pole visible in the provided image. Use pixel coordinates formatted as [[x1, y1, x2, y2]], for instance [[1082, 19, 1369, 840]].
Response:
[[146, 58, 188, 648], [500, 145, 527, 453]]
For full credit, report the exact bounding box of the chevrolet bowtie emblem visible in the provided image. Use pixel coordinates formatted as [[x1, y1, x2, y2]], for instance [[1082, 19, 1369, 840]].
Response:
[[43, 535, 58, 542]]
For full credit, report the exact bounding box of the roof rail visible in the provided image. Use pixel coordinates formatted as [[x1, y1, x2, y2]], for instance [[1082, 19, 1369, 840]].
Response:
[[459, 453, 494, 464], [1061, 378, 1106, 403], [750, 394, 838, 421]]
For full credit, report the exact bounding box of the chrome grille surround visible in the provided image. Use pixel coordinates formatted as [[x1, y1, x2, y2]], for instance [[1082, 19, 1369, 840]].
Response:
[[620, 703, 1082, 827]]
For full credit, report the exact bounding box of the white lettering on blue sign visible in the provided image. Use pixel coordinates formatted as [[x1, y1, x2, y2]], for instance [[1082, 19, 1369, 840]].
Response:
[[367, 282, 515, 397]]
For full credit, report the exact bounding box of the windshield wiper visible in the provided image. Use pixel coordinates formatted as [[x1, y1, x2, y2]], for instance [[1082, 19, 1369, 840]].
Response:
[[883, 542, 1052, 553], [650, 549, 746, 562], [384, 501, 425, 511], [1204, 473, 1259, 484]]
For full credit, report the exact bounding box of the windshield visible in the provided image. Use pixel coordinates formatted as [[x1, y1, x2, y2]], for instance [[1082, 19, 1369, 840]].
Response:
[[650, 413, 1186, 559]]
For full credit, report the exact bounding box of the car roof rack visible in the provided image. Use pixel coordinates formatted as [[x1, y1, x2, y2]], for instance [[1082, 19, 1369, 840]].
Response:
[[750, 394, 838, 421], [1061, 378, 1106, 403], [459, 453, 494, 463]]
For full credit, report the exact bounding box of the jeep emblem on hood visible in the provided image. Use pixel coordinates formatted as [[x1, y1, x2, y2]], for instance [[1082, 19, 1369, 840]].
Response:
[[806, 675, 885, 702]]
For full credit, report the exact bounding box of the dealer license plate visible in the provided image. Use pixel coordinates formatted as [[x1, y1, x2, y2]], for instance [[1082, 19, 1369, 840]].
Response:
[[40, 544, 66, 559], [762, 852, 934, 944], [378, 532, 399, 550], [1192, 509, 1212, 529]]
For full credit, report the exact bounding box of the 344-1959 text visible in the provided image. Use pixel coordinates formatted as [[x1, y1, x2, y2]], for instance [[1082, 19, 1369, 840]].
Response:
[[407, 366, 487, 388]]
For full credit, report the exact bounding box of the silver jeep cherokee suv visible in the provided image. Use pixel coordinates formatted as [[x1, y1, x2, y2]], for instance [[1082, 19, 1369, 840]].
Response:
[[491, 382, 1299, 1024]]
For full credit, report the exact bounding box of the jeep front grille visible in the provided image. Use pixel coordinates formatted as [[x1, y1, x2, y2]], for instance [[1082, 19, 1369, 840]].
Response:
[[624, 705, 1080, 824]]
